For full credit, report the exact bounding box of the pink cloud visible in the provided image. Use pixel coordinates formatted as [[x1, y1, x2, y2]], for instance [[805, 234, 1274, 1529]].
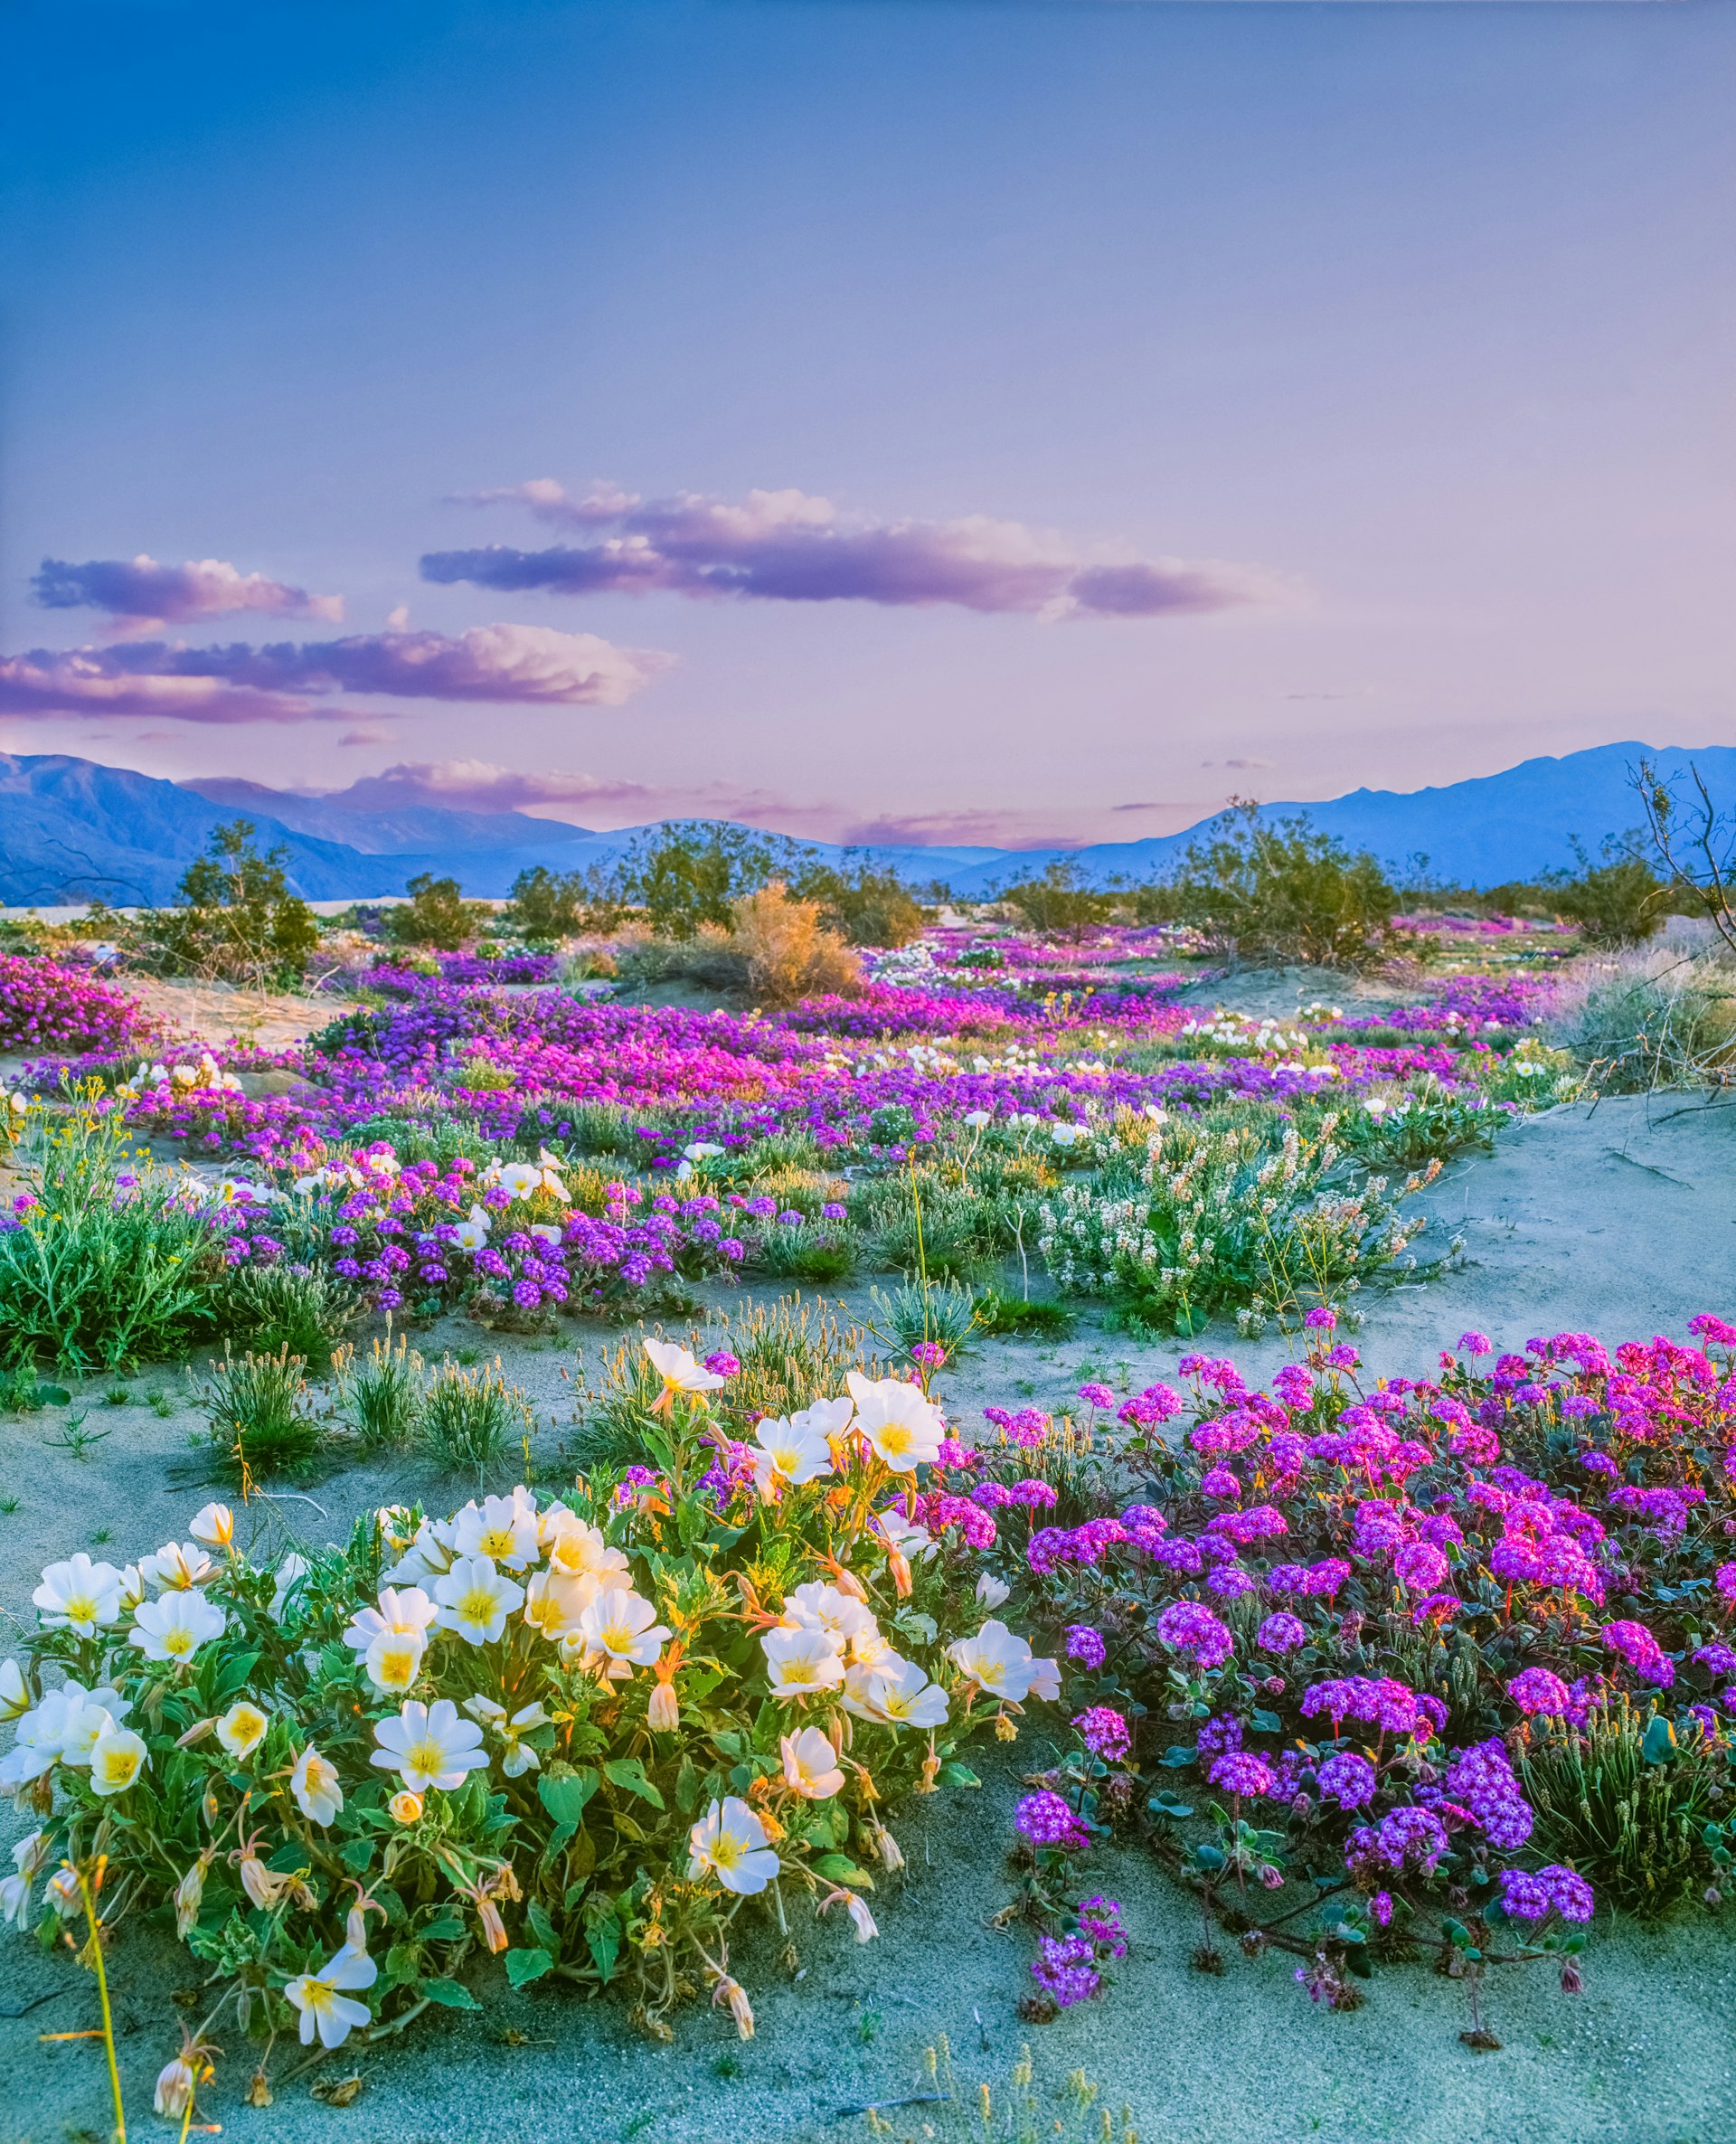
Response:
[[423, 481, 1295, 620], [0, 624, 672, 725], [33, 554, 344, 633]]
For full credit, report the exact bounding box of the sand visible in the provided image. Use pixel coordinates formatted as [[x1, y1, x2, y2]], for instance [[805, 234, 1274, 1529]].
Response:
[[3, 1092, 1735, 2144]]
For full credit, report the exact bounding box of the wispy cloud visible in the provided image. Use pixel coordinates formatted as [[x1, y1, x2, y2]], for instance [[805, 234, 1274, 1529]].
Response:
[[33, 554, 345, 634], [424, 481, 1294, 620], [0, 624, 673, 726]]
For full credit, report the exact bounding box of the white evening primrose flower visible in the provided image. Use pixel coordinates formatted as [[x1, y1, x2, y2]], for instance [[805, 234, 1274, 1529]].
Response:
[[464, 1696, 550, 1777], [0, 1658, 29, 1722], [975, 1573, 1011, 1610], [543, 1513, 630, 1583], [534, 1148, 571, 1200], [215, 1701, 269, 1759], [33, 1554, 124, 1635], [269, 1554, 310, 1618], [576, 1588, 671, 1676], [343, 1585, 439, 1655], [490, 1159, 542, 1200], [782, 1581, 875, 1648], [363, 1629, 426, 1694], [962, 1110, 991, 1128], [188, 1503, 234, 1548], [138, 1540, 216, 1591], [291, 1744, 344, 1826], [381, 1516, 457, 1589], [529, 1222, 563, 1246], [452, 1489, 541, 1570], [760, 1622, 846, 1697], [873, 1506, 937, 1564], [284, 1945, 378, 2049], [432, 1555, 525, 1646], [946, 1618, 1040, 1700], [845, 1373, 946, 1472], [1025, 1654, 1061, 1702], [842, 1656, 950, 1729], [128, 1588, 226, 1665], [371, 1697, 489, 1793], [687, 1797, 779, 1895], [522, 1567, 600, 1640], [452, 1204, 492, 1251], [644, 1338, 727, 1398], [750, 1406, 840, 1492], [1050, 1120, 1085, 1148], [780, 1725, 844, 1800], [89, 1726, 148, 1797]]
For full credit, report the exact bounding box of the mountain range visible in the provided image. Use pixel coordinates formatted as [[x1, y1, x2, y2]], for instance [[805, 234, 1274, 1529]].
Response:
[[0, 741, 1726, 908]]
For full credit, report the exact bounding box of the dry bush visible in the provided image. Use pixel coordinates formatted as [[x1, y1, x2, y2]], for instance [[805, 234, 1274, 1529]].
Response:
[[726, 881, 862, 1005], [1551, 922, 1736, 1091]]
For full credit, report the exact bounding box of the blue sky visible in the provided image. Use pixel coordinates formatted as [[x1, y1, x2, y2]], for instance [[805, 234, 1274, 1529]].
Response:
[[4, 0, 1731, 845]]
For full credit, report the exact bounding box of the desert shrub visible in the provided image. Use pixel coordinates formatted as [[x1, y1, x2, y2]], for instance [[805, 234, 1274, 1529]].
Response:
[[614, 819, 798, 938], [125, 819, 320, 987], [973, 1290, 1074, 1339], [0, 1099, 219, 1371], [0, 1346, 1050, 2092], [199, 1344, 326, 1481], [725, 882, 862, 1006], [998, 863, 1114, 941], [333, 1332, 428, 1452], [420, 1356, 531, 1469], [505, 864, 589, 941], [513, 1097, 641, 1159], [1552, 850, 1667, 947], [613, 928, 750, 992], [215, 1260, 360, 1365], [1159, 804, 1399, 968], [347, 1114, 494, 1168], [854, 1169, 1007, 1284], [385, 874, 487, 951], [1556, 944, 1736, 1091], [789, 858, 928, 948]]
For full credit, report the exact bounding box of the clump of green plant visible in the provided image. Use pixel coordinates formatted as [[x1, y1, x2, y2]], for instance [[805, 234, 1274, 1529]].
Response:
[[997, 862, 1114, 942], [0, 1094, 219, 1372], [348, 1113, 494, 1168], [199, 1344, 327, 1482], [1156, 802, 1399, 968], [863, 2041, 1137, 2144], [420, 1356, 531, 1469], [1521, 1702, 1725, 1919], [1552, 842, 1667, 947], [121, 818, 320, 987], [0, 1363, 70, 1412], [854, 1167, 1008, 1284], [515, 1098, 643, 1159], [333, 1332, 428, 1451], [217, 1260, 360, 1365], [869, 1278, 980, 1359], [1333, 1075, 1500, 1169], [973, 1291, 1074, 1339]]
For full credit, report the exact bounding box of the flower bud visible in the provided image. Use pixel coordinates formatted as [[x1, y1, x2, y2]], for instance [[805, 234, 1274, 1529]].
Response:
[[155, 2057, 195, 2120], [1259, 1864, 1285, 1890], [1705, 1884, 1724, 1910], [832, 1566, 869, 1602], [173, 1853, 211, 1939], [389, 1790, 424, 1825], [175, 1717, 217, 1747], [715, 1974, 755, 2040], [889, 1549, 912, 1600], [1560, 1960, 1582, 1996], [647, 1681, 680, 1733]]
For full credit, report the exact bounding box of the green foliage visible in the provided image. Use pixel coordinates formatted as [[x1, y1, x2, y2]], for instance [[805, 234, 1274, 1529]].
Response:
[[788, 857, 927, 948], [334, 1332, 427, 1452], [1521, 1702, 1722, 1918], [998, 862, 1113, 941], [0, 1098, 218, 1371], [972, 1290, 1074, 1339], [1553, 841, 1667, 946], [615, 821, 795, 939], [386, 874, 487, 951], [0, 1363, 71, 1412], [1161, 803, 1399, 968], [216, 1260, 360, 1365], [347, 1114, 494, 1167], [420, 1356, 531, 1469], [199, 1343, 327, 1481], [505, 864, 590, 941], [869, 1278, 980, 1357], [1333, 1076, 1499, 1169], [128, 819, 319, 986]]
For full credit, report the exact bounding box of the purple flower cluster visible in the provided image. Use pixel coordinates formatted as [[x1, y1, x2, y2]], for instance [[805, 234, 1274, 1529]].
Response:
[[1015, 1790, 1090, 1852]]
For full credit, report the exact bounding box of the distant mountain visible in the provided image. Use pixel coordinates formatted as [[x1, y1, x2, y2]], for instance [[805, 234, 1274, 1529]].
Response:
[[942, 741, 1736, 895], [1, 741, 1729, 908]]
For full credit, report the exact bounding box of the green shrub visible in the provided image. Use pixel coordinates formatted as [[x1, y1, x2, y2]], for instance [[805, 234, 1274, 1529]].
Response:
[[869, 1278, 980, 1358], [1552, 844, 1667, 946], [333, 1332, 427, 1452], [200, 1344, 326, 1482], [385, 874, 487, 950], [997, 862, 1113, 941], [420, 1356, 531, 1469], [973, 1290, 1074, 1339], [1158, 803, 1399, 968], [122, 819, 319, 987]]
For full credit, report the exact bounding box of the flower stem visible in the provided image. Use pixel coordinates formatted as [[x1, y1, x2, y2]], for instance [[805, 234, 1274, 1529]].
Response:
[[72, 1859, 126, 2144]]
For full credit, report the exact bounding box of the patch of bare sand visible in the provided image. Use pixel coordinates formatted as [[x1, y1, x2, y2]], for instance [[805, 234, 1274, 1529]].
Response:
[[125, 976, 361, 1052]]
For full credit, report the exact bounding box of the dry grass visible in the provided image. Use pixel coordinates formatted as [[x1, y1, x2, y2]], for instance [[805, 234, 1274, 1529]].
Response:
[[726, 881, 862, 1005]]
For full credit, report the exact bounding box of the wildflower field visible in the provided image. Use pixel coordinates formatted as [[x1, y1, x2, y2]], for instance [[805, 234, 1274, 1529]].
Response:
[[1, 904, 1733, 2144]]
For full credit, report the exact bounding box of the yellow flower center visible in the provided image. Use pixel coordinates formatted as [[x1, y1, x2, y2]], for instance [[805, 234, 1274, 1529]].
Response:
[[164, 1627, 196, 1657], [63, 1591, 99, 1624], [711, 1833, 743, 1871], [405, 1737, 446, 1776], [458, 1586, 499, 1624], [477, 1528, 514, 1557]]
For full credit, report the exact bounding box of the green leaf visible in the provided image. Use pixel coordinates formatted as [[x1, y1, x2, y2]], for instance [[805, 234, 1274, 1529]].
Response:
[[937, 1762, 980, 1790], [525, 1899, 559, 1956], [812, 1854, 873, 1891], [420, 1979, 483, 2010], [337, 1837, 376, 1875], [538, 1768, 599, 1828], [603, 1757, 665, 1809], [565, 1722, 609, 1759], [39, 1384, 71, 1407], [504, 1947, 556, 1988], [1640, 1715, 1678, 1765], [1250, 1708, 1282, 1735], [212, 1649, 261, 1703], [1160, 1745, 1196, 1769], [420, 1913, 465, 1942], [675, 1753, 701, 1815], [1192, 1844, 1225, 1873], [583, 1894, 621, 1984], [1147, 1792, 1194, 1821]]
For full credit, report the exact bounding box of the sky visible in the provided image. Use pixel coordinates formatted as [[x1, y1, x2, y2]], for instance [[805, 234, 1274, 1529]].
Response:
[[3, 0, 1733, 850]]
